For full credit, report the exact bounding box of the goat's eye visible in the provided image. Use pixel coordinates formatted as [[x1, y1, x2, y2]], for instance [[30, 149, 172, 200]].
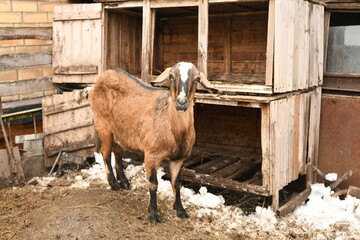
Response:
[[169, 75, 174, 81], [195, 77, 200, 82]]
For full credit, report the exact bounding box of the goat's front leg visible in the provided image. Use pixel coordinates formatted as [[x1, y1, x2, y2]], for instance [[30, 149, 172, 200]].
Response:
[[169, 159, 189, 219], [145, 156, 161, 223]]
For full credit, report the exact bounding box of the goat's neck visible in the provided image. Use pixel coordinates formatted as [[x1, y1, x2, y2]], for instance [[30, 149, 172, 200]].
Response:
[[168, 100, 194, 135]]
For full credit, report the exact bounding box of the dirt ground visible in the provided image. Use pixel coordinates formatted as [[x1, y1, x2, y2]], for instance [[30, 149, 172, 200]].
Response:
[[1, 168, 359, 240], [0, 181, 236, 240]]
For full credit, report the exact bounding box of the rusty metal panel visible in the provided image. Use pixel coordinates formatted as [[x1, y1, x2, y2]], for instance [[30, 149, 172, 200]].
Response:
[[318, 94, 360, 188]]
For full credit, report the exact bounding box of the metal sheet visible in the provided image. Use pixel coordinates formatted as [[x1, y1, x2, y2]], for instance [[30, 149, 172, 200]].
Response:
[[318, 94, 360, 188]]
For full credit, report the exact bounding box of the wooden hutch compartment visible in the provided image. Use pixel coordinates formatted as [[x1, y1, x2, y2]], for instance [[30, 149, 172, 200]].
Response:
[[179, 87, 321, 210], [53, 0, 324, 95]]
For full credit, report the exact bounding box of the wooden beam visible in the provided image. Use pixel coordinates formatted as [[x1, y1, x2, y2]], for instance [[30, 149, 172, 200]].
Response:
[[150, 0, 199, 8], [141, 0, 154, 82], [103, 1, 143, 8], [198, 0, 208, 77], [0, 51, 52, 70], [0, 77, 57, 97], [0, 27, 52, 41], [330, 170, 353, 190], [326, 3, 360, 10], [277, 188, 311, 217], [182, 168, 270, 196], [53, 65, 98, 75], [265, 0, 275, 86]]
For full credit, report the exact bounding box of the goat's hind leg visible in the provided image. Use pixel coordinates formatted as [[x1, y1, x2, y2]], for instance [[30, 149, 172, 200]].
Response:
[[170, 159, 189, 219], [98, 131, 122, 191], [112, 143, 130, 190]]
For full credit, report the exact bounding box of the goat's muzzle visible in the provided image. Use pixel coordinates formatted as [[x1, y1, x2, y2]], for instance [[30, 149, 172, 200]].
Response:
[[176, 97, 189, 112]]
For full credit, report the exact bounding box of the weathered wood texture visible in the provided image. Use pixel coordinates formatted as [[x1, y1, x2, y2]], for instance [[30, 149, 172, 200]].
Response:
[[42, 90, 96, 167], [270, 89, 315, 193], [273, 0, 324, 93], [323, 74, 360, 92], [52, 3, 102, 84], [0, 27, 52, 40], [0, 52, 52, 70], [158, 12, 268, 84], [195, 104, 262, 153], [105, 11, 142, 75], [0, 147, 25, 189], [0, 77, 57, 97]]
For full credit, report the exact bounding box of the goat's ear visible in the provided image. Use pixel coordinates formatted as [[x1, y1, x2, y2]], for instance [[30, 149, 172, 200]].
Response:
[[150, 67, 171, 87], [198, 72, 218, 94]]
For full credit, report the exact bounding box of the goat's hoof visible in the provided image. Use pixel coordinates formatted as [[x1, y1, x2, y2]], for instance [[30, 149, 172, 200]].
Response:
[[110, 181, 122, 191], [176, 209, 189, 219], [149, 213, 162, 224], [121, 180, 131, 190]]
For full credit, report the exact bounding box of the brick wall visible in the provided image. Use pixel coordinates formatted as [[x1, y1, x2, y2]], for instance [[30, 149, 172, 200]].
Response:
[[0, 0, 68, 102]]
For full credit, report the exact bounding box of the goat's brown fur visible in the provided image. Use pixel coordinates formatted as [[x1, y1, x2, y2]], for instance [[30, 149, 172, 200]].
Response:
[[88, 63, 208, 223]]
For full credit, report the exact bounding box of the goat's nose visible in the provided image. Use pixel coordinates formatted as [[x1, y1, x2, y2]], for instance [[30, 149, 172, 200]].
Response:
[[176, 97, 187, 105]]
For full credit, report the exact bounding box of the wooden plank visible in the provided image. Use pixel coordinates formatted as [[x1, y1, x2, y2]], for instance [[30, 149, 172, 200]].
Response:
[[53, 65, 98, 75], [323, 74, 360, 92], [261, 104, 271, 191], [265, 0, 275, 86], [150, 0, 198, 8], [286, 0, 295, 92], [347, 186, 360, 199], [53, 3, 102, 21], [0, 77, 57, 97], [193, 157, 238, 174], [317, 5, 325, 85], [0, 52, 51, 70], [103, 1, 143, 8], [182, 168, 270, 196], [141, 0, 152, 82], [45, 137, 95, 157], [198, 0, 209, 77], [269, 100, 278, 197], [224, 18, 231, 80], [277, 188, 311, 217], [273, 0, 285, 92], [323, 11, 331, 75], [0, 27, 52, 40], [307, 87, 322, 187], [303, 1, 311, 89]]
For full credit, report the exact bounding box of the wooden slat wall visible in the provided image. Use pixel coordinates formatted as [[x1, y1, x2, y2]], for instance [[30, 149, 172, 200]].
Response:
[[52, 4, 103, 84], [105, 11, 142, 74], [274, 0, 324, 93], [42, 90, 96, 167], [159, 12, 268, 83], [270, 90, 312, 192]]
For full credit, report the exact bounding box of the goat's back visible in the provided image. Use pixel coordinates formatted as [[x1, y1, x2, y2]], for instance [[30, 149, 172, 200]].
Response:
[[89, 69, 175, 155]]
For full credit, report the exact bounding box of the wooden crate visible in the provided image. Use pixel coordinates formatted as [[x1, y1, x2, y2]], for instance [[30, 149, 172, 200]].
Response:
[[52, 0, 324, 94], [42, 90, 96, 167]]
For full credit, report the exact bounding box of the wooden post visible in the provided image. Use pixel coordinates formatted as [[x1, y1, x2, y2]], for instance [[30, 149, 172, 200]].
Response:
[[198, 0, 208, 77], [265, 0, 275, 86], [141, 0, 154, 83]]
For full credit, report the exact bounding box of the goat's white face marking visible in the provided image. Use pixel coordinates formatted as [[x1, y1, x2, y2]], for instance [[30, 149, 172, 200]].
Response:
[[179, 62, 193, 83]]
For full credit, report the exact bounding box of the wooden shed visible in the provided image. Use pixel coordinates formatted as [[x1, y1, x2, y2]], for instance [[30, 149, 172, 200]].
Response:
[[47, 0, 325, 212]]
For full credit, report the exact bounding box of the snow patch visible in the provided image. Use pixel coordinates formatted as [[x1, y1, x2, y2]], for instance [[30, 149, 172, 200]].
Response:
[[293, 183, 360, 230], [325, 173, 338, 182]]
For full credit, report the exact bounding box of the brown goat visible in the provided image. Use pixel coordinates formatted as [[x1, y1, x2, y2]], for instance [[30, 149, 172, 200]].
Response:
[[88, 62, 213, 223]]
